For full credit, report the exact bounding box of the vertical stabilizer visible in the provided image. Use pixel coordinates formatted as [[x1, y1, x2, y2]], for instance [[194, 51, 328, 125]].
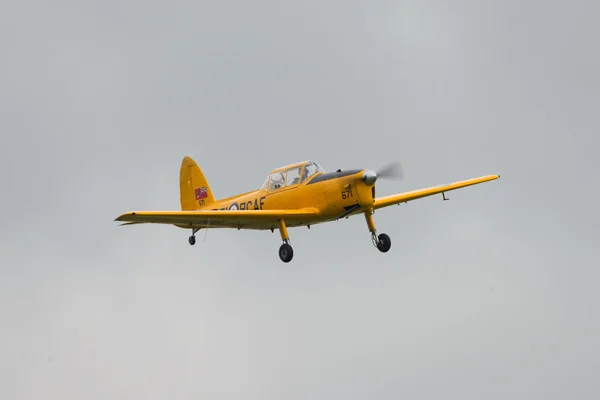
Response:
[[180, 156, 216, 210]]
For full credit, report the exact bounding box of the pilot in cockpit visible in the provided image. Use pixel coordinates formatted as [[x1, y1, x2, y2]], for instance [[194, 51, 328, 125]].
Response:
[[300, 166, 309, 182], [291, 166, 303, 185]]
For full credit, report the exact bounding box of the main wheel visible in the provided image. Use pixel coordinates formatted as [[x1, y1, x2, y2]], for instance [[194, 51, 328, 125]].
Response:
[[189, 236, 196, 246], [376, 233, 391, 253], [279, 243, 294, 263]]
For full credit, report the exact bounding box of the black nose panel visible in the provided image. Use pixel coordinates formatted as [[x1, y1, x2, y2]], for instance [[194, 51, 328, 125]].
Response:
[[306, 169, 362, 185]]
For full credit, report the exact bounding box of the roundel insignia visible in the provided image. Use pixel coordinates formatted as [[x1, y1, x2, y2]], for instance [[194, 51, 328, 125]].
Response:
[[229, 202, 239, 210]]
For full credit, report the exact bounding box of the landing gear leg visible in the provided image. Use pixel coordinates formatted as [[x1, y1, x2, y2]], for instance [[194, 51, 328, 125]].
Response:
[[278, 219, 293, 263], [188, 228, 199, 246], [364, 210, 391, 253]]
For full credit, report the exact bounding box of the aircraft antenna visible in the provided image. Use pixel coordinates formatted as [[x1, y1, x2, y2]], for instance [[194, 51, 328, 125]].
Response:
[[204, 219, 210, 242]]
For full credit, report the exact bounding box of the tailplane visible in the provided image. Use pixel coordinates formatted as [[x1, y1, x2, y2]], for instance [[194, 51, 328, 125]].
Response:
[[180, 156, 216, 210]]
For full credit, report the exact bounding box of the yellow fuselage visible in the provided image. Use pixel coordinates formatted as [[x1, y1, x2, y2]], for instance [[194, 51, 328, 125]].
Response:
[[202, 169, 374, 228]]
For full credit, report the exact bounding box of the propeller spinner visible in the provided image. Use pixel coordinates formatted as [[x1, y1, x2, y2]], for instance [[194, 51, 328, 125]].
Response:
[[361, 161, 405, 186]]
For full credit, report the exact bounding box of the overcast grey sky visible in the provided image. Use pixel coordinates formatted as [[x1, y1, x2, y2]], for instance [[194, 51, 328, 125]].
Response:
[[1, 1, 599, 399]]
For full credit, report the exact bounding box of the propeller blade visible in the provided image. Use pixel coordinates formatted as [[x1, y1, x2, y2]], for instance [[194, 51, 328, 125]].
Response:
[[376, 161, 405, 180]]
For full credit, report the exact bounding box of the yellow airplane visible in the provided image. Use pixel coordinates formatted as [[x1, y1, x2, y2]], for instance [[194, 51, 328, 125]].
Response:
[[115, 156, 499, 262]]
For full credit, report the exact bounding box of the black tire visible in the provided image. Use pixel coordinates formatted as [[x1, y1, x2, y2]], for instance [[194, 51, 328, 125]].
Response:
[[189, 236, 196, 246], [376, 233, 391, 253], [279, 243, 294, 263]]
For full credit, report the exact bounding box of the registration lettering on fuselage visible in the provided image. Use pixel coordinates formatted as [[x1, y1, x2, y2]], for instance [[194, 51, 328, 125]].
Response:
[[214, 196, 266, 211]]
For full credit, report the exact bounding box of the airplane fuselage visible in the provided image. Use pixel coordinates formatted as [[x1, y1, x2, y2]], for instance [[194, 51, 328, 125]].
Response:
[[201, 169, 376, 227]]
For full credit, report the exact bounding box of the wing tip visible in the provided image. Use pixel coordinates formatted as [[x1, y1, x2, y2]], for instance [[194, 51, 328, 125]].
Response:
[[114, 211, 137, 222], [477, 174, 500, 184], [482, 174, 500, 181]]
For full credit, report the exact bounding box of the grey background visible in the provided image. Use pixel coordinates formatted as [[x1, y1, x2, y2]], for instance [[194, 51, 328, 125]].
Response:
[[1, 1, 598, 399]]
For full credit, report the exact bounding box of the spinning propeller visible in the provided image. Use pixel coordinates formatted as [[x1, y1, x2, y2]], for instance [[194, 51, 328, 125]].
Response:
[[361, 161, 405, 186]]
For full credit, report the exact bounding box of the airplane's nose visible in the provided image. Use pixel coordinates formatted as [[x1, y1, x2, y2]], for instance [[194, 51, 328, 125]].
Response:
[[361, 169, 377, 186]]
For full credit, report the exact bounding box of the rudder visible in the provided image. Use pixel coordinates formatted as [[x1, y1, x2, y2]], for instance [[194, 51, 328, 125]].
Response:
[[180, 156, 216, 210]]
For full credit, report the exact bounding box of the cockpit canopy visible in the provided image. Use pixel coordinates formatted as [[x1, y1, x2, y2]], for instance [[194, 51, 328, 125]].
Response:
[[261, 160, 325, 191]]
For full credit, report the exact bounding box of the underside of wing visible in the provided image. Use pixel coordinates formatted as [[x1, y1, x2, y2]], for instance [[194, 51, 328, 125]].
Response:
[[372, 174, 500, 210], [114, 208, 321, 230]]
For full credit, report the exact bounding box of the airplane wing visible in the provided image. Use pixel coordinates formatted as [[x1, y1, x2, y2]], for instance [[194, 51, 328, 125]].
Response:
[[114, 208, 320, 229], [372, 175, 499, 210]]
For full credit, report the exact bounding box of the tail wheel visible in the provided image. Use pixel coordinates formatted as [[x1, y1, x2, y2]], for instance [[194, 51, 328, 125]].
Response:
[[376, 233, 391, 253], [189, 236, 196, 246], [279, 243, 294, 263]]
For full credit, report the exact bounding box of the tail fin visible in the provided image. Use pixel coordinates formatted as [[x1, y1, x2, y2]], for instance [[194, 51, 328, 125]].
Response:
[[180, 156, 216, 210]]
